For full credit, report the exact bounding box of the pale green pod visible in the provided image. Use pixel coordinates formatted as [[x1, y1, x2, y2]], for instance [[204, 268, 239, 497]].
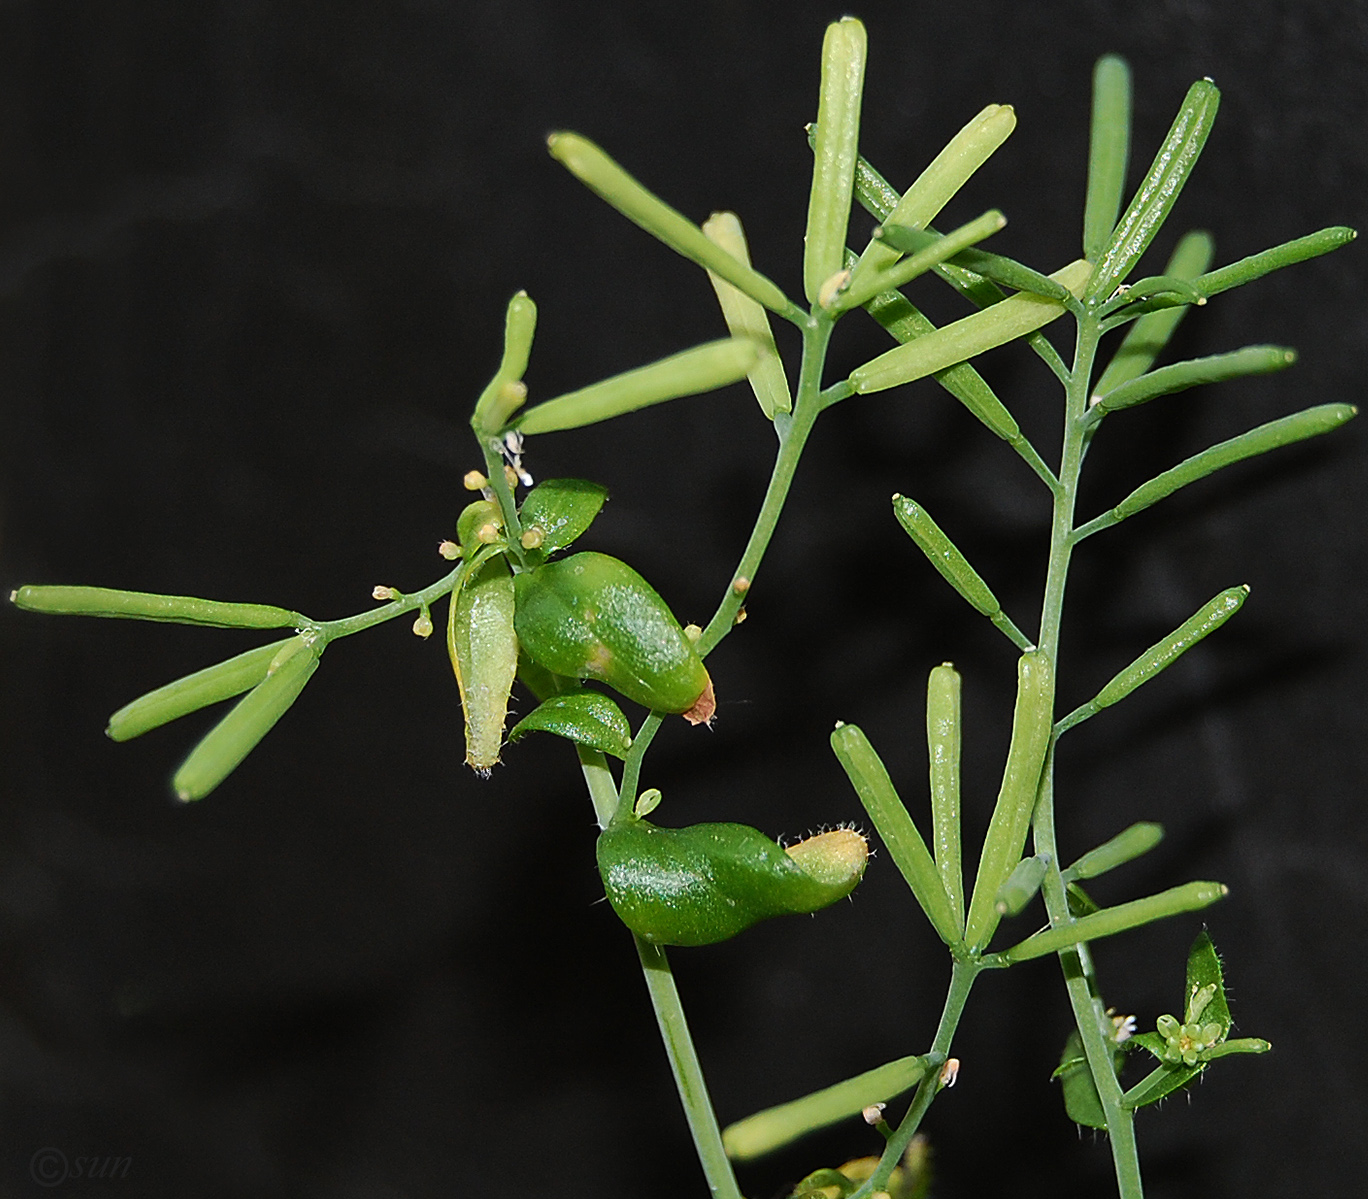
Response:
[[1092, 585, 1249, 709], [1093, 230, 1213, 394], [1188, 225, 1356, 300], [1062, 822, 1164, 883], [936, 244, 1075, 304], [515, 338, 758, 435], [1108, 404, 1357, 524], [964, 651, 1055, 949], [1004, 880, 1227, 962], [546, 132, 791, 315], [471, 290, 538, 432], [835, 209, 1006, 312], [1083, 55, 1132, 261], [1087, 79, 1220, 301], [892, 495, 999, 616], [849, 260, 1091, 395], [804, 17, 867, 304], [1093, 345, 1297, 413], [926, 663, 964, 930], [722, 1053, 937, 1161], [11, 585, 298, 629], [448, 554, 518, 773], [702, 212, 792, 417], [172, 640, 320, 801], [847, 103, 1016, 298], [107, 637, 296, 741], [830, 722, 961, 944], [995, 854, 1048, 917]]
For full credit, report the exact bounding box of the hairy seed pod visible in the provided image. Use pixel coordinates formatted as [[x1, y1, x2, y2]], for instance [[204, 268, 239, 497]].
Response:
[[596, 820, 868, 946], [513, 552, 713, 722], [448, 555, 518, 773]]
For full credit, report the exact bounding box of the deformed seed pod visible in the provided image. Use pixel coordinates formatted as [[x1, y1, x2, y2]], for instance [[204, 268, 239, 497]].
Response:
[[11, 585, 298, 629], [107, 636, 297, 742], [448, 554, 518, 773], [513, 552, 714, 723], [596, 819, 868, 946], [507, 690, 632, 759]]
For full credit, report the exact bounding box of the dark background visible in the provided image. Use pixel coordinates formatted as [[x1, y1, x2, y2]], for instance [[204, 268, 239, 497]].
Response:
[[1, 2, 1364, 1196]]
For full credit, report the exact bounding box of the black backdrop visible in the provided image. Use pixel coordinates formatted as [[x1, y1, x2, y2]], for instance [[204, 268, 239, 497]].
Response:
[[1, 2, 1365, 1197]]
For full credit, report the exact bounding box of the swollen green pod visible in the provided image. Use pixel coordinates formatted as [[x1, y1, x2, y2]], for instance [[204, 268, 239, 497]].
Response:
[[107, 637, 297, 741], [172, 637, 320, 801], [448, 554, 518, 773], [11, 585, 299, 629], [964, 650, 1055, 948], [596, 819, 868, 946], [514, 552, 713, 722]]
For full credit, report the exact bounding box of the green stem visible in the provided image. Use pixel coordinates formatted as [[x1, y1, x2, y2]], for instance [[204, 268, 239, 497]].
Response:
[[618, 713, 663, 813], [314, 564, 464, 642], [479, 436, 527, 565], [578, 745, 621, 829], [635, 937, 746, 1199], [847, 959, 979, 1199]]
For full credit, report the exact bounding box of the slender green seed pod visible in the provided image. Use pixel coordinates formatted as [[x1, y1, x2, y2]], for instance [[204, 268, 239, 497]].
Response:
[[964, 651, 1055, 949], [995, 854, 1049, 917], [508, 690, 632, 758], [107, 637, 296, 742], [1003, 880, 1227, 962], [1087, 79, 1220, 301], [847, 103, 1016, 298], [596, 820, 868, 946], [926, 663, 965, 930], [471, 290, 538, 432], [835, 210, 1006, 312], [1110, 404, 1357, 523], [1083, 55, 1132, 262], [172, 640, 320, 801], [1191, 226, 1356, 301], [1063, 822, 1165, 883], [938, 244, 1074, 304], [514, 552, 713, 722], [892, 496, 999, 617], [722, 1053, 937, 1161], [848, 260, 1091, 395], [448, 554, 518, 773], [1101, 273, 1207, 316], [829, 723, 961, 944], [1093, 585, 1249, 710], [546, 132, 791, 315], [804, 17, 867, 305], [702, 211, 792, 418], [11, 585, 298, 629], [1094, 230, 1213, 394], [1094, 345, 1296, 413], [515, 338, 757, 435]]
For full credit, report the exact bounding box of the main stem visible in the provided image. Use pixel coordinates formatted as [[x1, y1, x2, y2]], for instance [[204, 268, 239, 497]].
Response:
[[1033, 312, 1145, 1199]]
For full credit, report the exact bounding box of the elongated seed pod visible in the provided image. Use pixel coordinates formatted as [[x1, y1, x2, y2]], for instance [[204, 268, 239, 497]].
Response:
[[935, 244, 1074, 304], [1110, 404, 1356, 523], [847, 103, 1016, 298], [830, 723, 961, 944], [1093, 231, 1213, 394], [172, 639, 320, 801], [1094, 586, 1248, 710], [702, 212, 792, 418], [471, 290, 538, 432], [448, 554, 518, 773], [804, 17, 867, 305], [1087, 79, 1219, 301], [515, 338, 757, 435], [848, 260, 1091, 395], [513, 552, 713, 721], [11, 585, 298, 629], [1189, 226, 1356, 301], [1083, 55, 1132, 262], [547, 132, 791, 315], [107, 637, 296, 741], [596, 820, 867, 946], [995, 854, 1048, 916], [892, 495, 999, 617], [964, 651, 1055, 948], [1003, 880, 1226, 962], [1094, 345, 1296, 413], [1063, 822, 1165, 884], [926, 664, 965, 929], [722, 1053, 936, 1161]]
